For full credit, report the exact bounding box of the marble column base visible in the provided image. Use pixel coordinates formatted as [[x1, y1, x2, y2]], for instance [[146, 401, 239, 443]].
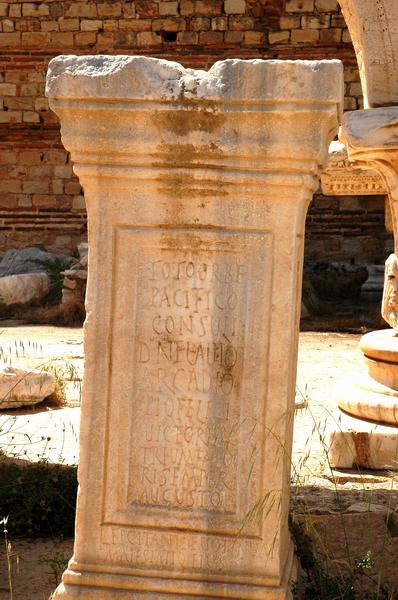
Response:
[[360, 329, 398, 390], [336, 375, 398, 425], [328, 409, 398, 470], [329, 328, 398, 469]]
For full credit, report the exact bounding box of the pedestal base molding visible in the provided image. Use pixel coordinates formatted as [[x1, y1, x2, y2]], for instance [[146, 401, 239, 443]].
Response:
[[53, 547, 297, 600]]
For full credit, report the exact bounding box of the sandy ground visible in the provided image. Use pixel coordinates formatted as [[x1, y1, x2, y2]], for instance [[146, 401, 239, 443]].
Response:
[[0, 538, 73, 600], [0, 325, 388, 599], [294, 331, 365, 479]]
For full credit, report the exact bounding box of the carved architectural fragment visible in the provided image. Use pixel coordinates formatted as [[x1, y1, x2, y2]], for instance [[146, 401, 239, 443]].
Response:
[[382, 254, 398, 330], [321, 141, 386, 196], [329, 108, 398, 470], [340, 108, 398, 250]]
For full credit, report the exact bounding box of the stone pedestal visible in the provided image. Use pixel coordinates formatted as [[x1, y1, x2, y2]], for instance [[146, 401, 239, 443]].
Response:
[[329, 109, 398, 470], [46, 56, 342, 599], [330, 330, 398, 469], [320, 3, 398, 469]]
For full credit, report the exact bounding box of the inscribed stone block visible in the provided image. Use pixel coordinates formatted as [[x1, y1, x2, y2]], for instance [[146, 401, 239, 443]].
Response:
[[46, 55, 342, 600]]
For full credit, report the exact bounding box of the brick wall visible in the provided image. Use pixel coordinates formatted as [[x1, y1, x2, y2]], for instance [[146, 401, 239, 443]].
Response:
[[306, 194, 392, 264], [0, 0, 388, 261]]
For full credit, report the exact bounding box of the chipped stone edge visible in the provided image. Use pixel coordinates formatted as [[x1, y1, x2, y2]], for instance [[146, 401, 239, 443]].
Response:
[[342, 107, 398, 149], [46, 55, 344, 109]]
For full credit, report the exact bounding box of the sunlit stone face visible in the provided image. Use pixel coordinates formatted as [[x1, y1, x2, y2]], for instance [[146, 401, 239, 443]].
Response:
[[46, 55, 342, 600]]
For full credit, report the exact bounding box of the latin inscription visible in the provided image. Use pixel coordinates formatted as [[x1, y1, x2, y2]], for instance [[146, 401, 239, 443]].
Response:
[[100, 527, 252, 572], [128, 250, 249, 514]]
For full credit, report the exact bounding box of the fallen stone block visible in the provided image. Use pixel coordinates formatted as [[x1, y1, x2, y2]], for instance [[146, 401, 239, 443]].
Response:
[[0, 365, 55, 409], [0, 272, 50, 309]]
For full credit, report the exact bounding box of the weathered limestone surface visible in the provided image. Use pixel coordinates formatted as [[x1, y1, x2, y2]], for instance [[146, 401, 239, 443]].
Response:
[[360, 329, 398, 363], [338, 0, 398, 108], [328, 108, 398, 469], [341, 108, 398, 252], [0, 247, 71, 277], [382, 254, 398, 330], [46, 56, 342, 599], [0, 272, 49, 309], [0, 365, 55, 409], [336, 374, 398, 425], [321, 141, 386, 196], [341, 109, 398, 313]]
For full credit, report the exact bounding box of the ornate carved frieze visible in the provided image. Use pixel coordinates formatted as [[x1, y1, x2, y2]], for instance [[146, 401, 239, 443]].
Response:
[[321, 141, 386, 196]]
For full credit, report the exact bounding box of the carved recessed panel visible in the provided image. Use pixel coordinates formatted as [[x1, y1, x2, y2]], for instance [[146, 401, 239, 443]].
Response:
[[103, 226, 273, 537]]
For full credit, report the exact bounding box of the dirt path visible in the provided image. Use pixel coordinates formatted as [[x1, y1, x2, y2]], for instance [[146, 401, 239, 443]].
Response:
[[0, 538, 73, 600]]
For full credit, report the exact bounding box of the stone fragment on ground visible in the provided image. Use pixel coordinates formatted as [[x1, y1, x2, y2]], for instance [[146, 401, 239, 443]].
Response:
[[0, 247, 75, 316], [328, 408, 398, 469], [0, 272, 50, 310], [0, 246, 72, 277], [329, 326, 398, 469], [0, 364, 55, 409]]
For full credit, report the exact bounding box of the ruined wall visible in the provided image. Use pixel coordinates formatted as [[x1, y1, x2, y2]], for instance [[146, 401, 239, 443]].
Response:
[[306, 194, 390, 263], [0, 0, 390, 260]]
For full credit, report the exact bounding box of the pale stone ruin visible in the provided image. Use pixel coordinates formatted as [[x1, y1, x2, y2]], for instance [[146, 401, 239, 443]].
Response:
[[0, 365, 55, 410], [321, 140, 386, 198], [329, 0, 398, 469], [0, 247, 72, 314], [46, 56, 342, 598], [60, 242, 88, 310]]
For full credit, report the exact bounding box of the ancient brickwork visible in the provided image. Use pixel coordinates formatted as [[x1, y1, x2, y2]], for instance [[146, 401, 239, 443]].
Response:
[[306, 194, 391, 263], [0, 127, 86, 252], [0, 0, 383, 258]]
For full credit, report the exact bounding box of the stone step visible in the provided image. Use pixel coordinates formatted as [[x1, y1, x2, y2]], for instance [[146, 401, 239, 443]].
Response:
[[328, 408, 398, 470]]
